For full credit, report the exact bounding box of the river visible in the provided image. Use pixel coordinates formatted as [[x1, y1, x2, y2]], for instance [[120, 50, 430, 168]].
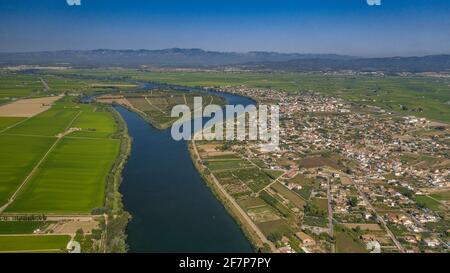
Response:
[[115, 86, 255, 253]]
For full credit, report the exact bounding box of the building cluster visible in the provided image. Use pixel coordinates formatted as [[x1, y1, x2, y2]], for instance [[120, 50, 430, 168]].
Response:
[[213, 85, 449, 253]]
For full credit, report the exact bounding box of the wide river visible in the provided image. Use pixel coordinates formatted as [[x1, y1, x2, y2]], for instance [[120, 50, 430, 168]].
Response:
[[115, 86, 255, 253]]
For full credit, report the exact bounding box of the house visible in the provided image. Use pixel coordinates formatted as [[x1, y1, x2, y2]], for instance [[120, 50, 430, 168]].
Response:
[[424, 238, 440, 248], [295, 232, 316, 246]]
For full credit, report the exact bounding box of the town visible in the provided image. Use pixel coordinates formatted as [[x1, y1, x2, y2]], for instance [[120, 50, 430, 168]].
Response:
[[192, 84, 449, 253]]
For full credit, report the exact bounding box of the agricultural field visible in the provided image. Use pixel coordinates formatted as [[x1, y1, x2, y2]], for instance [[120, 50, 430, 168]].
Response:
[[205, 159, 252, 171], [430, 191, 450, 201], [0, 96, 61, 118], [413, 195, 444, 211], [0, 235, 70, 252], [98, 89, 226, 129], [0, 117, 24, 131], [335, 231, 367, 253], [0, 96, 121, 214], [0, 135, 55, 204], [270, 182, 306, 209], [47, 69, 450, 122], [0, 73, 43, 101], [0, 221, 50, 234], [5, 106, 80, 136], [85, 70, 448, 123], [70, 108, 117, 138], [232, 168, 273, 192], [7, 137, 120, 213]]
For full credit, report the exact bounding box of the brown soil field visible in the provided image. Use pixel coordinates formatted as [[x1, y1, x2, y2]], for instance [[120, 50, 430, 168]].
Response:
[[96, 95, 133, 108], [47, 220, 99, 235], [0, 96, 61, 117], [340, 176, 353, 185], [299, 156, 339, 169]]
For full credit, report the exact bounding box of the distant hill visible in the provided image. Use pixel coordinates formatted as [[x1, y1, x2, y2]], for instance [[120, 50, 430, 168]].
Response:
[[0, 48, 449, 72], [0, 48, 353, 68], [239, 55, 450, 73]]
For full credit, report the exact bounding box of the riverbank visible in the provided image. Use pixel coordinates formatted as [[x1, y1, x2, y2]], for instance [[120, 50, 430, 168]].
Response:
[[102, 106, 132, 252], [109, 83, 256, 252], [187, 140, 274, 253], [115, 105, 252, 252]]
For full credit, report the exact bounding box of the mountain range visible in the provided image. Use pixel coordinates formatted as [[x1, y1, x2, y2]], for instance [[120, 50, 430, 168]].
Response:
[[0, 48, 449, 72]]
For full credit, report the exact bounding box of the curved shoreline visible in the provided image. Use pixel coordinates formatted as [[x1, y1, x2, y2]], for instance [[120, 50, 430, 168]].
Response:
[[110, 83, 261, 252], [187, 140, 275, 252], [102, 106, 132, 252]]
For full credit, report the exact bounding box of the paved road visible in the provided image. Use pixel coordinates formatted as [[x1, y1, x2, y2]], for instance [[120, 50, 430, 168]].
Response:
[[326, 178, 334, 236], [353, 179, 405, 253]]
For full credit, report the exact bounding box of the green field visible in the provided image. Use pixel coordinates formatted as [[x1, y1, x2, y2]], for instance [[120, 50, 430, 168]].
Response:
[[414, 195, 443, 211], [0, 74, 43, 100], [0, 235, 70, 252], [270, 182, 306, 208], [0, 117, 25, 131], [0, 221, 49, 234], [70, 109, 117, 138], [6, 106, 80, 136], [7, 137, 120, 213], [430, 191, 450, 201], [335, 230, 367, 253], [0, 135, 55, 204], [205, 159, 252, 171]]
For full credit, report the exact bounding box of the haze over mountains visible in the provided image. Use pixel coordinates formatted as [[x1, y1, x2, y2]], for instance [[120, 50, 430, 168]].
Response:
[[0, 48, 449, 73]]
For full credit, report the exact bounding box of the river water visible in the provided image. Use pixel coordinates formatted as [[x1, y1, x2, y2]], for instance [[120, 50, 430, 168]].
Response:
[[115, 86, 255, 253]]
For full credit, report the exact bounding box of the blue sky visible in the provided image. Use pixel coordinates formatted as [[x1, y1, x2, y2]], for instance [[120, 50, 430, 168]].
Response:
[[0, 0, 449, 56]]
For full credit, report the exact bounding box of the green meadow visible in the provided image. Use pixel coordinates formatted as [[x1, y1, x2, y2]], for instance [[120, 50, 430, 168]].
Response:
[[6, 107, 80, 136], [0, 221, 49, 234], [7, 137, 120, 213], [0, 74, 42, 100], [0, 117, 25, 131], [0, 96, 121, 214], [0, 235, 70, 252], [70, 109, 117, 138], [0, 135, 55, 204]]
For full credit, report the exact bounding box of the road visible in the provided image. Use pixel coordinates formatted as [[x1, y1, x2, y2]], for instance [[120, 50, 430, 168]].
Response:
[[326, 177, 334, 236], [352, 179, 405, 253], [40, 77, 50, 92], [0, 111, 82, 214]]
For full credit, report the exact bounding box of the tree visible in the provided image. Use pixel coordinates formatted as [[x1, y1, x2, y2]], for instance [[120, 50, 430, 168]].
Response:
[[348, 196, 358, 207], [267, 232, 282, 243]]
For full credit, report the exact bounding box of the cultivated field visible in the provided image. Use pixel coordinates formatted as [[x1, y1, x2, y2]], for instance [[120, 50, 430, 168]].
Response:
[[0, 235, 70, 253], [70, 109, 117, 138], [5, 105, 80, 136], [0, 135, 55, 204], [0, 96, 61, 117], [0, 221, 50, 234], [0, 97, 120, 214], [7, 137, 120, 214]]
